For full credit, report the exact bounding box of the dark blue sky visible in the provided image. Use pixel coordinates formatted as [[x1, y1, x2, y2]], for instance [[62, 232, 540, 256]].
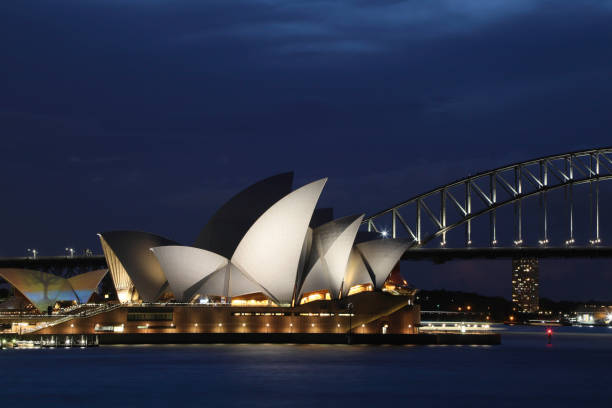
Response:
[[1, 1, 612, 300]]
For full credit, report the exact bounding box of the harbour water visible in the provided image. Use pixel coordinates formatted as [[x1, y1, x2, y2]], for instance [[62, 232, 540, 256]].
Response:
[[1, 326, 609, 407]]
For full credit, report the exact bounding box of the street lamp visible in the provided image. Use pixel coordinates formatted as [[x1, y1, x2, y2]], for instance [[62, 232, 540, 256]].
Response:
[[27, 248, 38, 259], [347, 302, 354, 344], [65, 248, 75, 258]]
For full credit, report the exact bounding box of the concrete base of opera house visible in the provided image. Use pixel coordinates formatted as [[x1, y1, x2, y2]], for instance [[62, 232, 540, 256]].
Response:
[[31, 292, 420, 335], [1, 292, 500, 345]]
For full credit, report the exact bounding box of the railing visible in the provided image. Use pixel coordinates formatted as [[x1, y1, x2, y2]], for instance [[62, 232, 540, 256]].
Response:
[[23, 304, 122, 334], [419, 321, 499, 334]]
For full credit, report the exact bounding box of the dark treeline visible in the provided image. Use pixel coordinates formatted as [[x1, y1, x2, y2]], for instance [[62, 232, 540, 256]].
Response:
[[417, 289, 612, 322]]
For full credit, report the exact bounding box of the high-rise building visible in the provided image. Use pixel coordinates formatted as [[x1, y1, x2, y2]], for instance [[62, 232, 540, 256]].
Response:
[[511, 257, 539, 313]]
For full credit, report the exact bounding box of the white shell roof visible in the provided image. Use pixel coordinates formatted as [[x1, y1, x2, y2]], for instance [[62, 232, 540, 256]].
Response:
[[98, 231, 177, 302], [341, 248, 374, 296], [231, 178, 327, 305], [299, 214, 363, 298], [0, 268, 106, 312], [188, 263, 267, 299], [356, 238, 410, 289], [151, 246, 228, 302]]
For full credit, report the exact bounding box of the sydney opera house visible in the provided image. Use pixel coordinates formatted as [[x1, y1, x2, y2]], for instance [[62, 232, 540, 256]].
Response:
[[0, 173, 419, 337]]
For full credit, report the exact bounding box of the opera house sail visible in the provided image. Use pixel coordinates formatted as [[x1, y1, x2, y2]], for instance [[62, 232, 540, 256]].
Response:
[[98, 231, 177, 303], [92, 174, 412, 308], [0, 268, 107, 312]]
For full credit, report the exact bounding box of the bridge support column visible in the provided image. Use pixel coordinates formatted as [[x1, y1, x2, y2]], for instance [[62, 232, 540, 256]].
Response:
[[539, 161, 548, 245], [514, 166, 523, 245], [596, 178, 600, 242], [441, 189, 447, 245], [490, 173, 497, 245], [416, 200, 421, 245], [589, 168, 601, 245], [465, 181, 471, 245]]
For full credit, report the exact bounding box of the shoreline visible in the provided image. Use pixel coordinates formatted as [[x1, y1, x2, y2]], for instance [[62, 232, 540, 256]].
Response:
[[5, 332, 501, 346]]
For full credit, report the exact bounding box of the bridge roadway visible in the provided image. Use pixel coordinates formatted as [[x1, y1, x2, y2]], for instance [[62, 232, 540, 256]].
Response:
[[0, 255, 107, 269], [1, 247, 612, 270], [401, 246, 612, 263]]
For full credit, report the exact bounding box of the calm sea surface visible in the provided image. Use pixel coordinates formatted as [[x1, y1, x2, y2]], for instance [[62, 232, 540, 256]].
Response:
[[1, 326, 610, 407]]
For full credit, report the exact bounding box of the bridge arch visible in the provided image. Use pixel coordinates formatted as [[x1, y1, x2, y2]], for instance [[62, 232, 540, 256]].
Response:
[[363, 147, 612, 248]]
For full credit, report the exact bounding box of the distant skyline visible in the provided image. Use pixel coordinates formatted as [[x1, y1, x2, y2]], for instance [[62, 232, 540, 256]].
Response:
[[1, 1, 612, 300]]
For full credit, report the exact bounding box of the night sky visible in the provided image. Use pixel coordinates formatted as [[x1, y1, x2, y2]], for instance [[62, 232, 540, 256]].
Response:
[[1, 1, 612, 301]]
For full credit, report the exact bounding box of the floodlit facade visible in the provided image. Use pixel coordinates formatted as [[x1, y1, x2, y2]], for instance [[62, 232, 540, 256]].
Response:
[[97, 174, 413, 308], [0, 268, 107, 312], [99, 231, 177, 303]]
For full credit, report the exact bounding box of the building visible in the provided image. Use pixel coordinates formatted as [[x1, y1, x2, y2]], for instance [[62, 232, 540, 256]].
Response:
[[574, 305, 612, 325], [511, 257, 539, 313], [0, 173, 419, 336]]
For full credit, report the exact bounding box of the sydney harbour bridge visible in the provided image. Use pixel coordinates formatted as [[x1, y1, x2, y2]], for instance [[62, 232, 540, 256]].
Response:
[[1, 147, 612, 275], [364, 147, 612, 263]]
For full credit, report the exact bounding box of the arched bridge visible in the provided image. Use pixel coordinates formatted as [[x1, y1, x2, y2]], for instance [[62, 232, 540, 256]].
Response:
[[362, 147, 612, 262]]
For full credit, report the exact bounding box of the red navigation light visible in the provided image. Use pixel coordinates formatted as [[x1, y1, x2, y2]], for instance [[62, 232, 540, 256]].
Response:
[[546, 328, 552, 335]]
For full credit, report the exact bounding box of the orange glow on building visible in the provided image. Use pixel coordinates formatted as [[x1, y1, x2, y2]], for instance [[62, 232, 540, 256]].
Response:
[[299, 290, 331, 305], [347, 284, 373, 296], [231, 293, 273, 307]]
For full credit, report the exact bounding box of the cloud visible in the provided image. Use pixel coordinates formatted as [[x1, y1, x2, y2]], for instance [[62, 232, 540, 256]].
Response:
[[69, 156, 125, 165], [162, 0, 542, 56]]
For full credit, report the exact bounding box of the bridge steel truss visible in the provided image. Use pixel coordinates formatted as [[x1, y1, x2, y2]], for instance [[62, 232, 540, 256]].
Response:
[[363, 147, 612, 248]]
